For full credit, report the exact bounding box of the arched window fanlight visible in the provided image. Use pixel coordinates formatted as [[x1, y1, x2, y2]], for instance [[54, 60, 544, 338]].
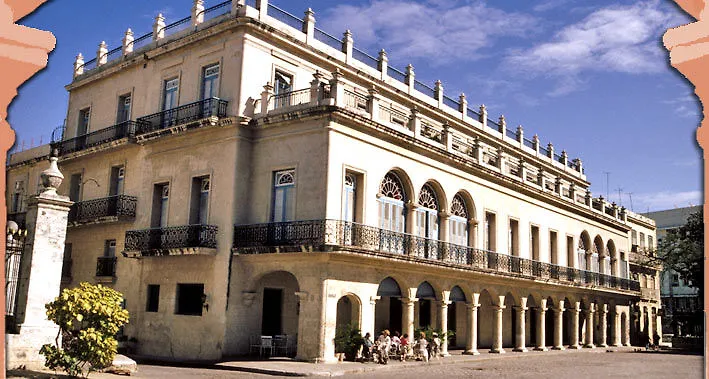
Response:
[[450, 194, 468, 218], [418, 184, 438, 210], [380, 173, 405, 200]]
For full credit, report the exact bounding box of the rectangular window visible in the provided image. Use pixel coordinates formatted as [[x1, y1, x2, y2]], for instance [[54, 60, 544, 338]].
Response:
[[151, 183, 170, 228], [69, 173, 82, 202], [271, 169, 295, 222], [163, 78, 179, 111], [508, 219, 519, 256], [109, 166, 125, 196], [639, 232, 645, 248], [273, 70, 293, 108], [550, 231, 558, 265], [648, 235, 654, 250], [530, 225, 540, 261], [672, 274, 679, 286], [78, 107, 90, 136], [117, 94, 132, 123], [11, 180, 23, 213], [484, 212, 496, 251], [146, 285, 160, 312], [175, 283, 204, 316], [566, 236, 574, 268], [104, 239, 116, 257], [342, 173, 356, 222], [190, 176, 210, 225], [631, 230, 638, 246], [201, 64, 220, 100]]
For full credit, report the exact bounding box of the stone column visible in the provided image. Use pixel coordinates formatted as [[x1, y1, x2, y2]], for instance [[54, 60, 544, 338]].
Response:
[[439, 211, 450, 260], [6, 155, 73, 370], [153, 13, 166, 41], [612, 308, 622, 347], [552, 301, 565, 350], [302, 8, 315, 43], [584, 304, 595, 348], [570, 302, 581, 349], [439, 296, 451, 356], [342, 30, 353, 64], [367, 296, 380, 338], [490, 296, 506, 354], [535, 299, 548, 351], [122, 28, 134, 55], [513, 304, 528, 352], [192, 0, 205, 26], [378, 49, 388, 80], [260, 82, 274, 115], [623, 311, 631, 346], [464, 295, 480, 355], [368, 86, 380, 123], [73, 53, 84, 78], [598, 304, 608, 347], [402, 296, 416, 341], [405, 64, 415, 94], [329, 69, 345, 107], [96, 41, 108, 66]]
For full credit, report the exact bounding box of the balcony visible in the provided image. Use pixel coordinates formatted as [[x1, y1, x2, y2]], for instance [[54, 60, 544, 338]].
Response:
[[68, 195, 137, 226], [124, 225, 218, 257], [135, 97, 229, 140], [232, 220, 640, 293], [96, 257, 117, 281], [52, 121, 139, 156]]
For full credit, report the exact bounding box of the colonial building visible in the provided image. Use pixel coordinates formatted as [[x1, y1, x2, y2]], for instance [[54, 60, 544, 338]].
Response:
[[6, 0, 659, 362]]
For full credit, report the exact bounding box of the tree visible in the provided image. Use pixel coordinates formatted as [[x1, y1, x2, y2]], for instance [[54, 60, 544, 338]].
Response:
[[656, 209, 704, 298], [40, 282, 130, 378]]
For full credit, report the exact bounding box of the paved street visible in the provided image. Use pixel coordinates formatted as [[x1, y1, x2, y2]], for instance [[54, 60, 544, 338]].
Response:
[[8, 349, 703, 378]]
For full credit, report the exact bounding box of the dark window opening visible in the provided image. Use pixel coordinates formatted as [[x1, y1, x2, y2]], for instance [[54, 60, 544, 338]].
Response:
[[176, 283, 204, 316], [146, 284, 160, 312]]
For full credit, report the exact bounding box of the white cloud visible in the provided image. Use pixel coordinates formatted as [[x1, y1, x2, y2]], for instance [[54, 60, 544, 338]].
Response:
[[632, 190, 703, 212], [533, 0, 573, 13], [318, 0, 538, 65], [503, 0, 686, 95]]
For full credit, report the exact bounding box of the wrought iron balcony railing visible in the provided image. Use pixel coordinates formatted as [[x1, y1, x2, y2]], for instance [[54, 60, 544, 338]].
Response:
[[135, 97, 228, 135], [68, 195, 137, 225], [52, 121, 139, 156], [232, 219, 640, 292], [124, 224, 218, 256], [96, 257, 117, 277]]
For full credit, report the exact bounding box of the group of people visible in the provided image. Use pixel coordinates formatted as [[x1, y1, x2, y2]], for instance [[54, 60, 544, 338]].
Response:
[[360, 330, 442, 364]]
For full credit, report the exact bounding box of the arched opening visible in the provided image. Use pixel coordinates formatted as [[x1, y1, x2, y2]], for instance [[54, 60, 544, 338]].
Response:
[[579, 299, 589, 346], [606, 240, 617, 276], [336, 294, 362, 331], [562, 297, 573, 346], [578, 232, 591, 270], [503, 292, 516, 349], [448, 286, 467, 348], [590, 236, 603, 273], [254, 271, 300, 340], [375, 277, 403, 334], [415, 281, 437, 328], [478, 290, 495, 349], [449, 193, 470, 247], [378, 172, 408, 254], [525, 295, 538, 348], [545, 297, 555, 347], [415, 183, 441, 259]]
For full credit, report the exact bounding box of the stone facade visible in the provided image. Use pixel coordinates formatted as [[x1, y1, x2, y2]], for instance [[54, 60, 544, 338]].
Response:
[[6, 0, 660, 363]]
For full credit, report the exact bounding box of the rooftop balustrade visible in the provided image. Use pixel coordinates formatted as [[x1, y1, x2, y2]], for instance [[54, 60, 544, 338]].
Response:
[[232, 219, 640, 292]]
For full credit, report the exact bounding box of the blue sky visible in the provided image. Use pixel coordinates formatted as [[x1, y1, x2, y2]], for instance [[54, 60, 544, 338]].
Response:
[[9, 0, 701, 212]]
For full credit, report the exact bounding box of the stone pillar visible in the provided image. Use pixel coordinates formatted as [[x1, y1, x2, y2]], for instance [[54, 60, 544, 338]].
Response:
[[612, 308, 622, 347], [342, 30, 353, 64], [534, 298, 548, 351], [464, 294, 480, 355], [256, 0, 269, 20], [260, 82, 273, 115], [459, 93, 468, 121], [192, 0, 205, 26], [153, 13, 166, 41], [533, 134, 540, 154], [547, 142, 554, 159], [513, 298, 528, 352], [122, 29, 134, 55], [490, 296, 506, 353], [439, 293, 451, 356], [552, 301, 565, 350], [409, 107, 421, 136], [309, 71, 324, 106], [368, 86, 380, 123], [442, 123, 453, 152], [434, 80, 443, 108], [479, 104, 487, 129], [367, 296, 380, 338], [404, 201, 419, 239], [498, 115, 506, 136], [378, 49, 388, 80], [329, 69, 344, 107], [623, 310, 631, 346], [6, 155, 73, 370], [405, 64, 415, 94], [599, 304, 608, 347], [516, 125, 524, 144], [96, 41, 108, 66], [302, 8, 315, 43], [73, 53, 84, 78], [294, 291, 315, 361], [646, 307, 654, 343], [584, 304, 595, 348], [570, 302, 581, 349], [402, 296, 416, 341]]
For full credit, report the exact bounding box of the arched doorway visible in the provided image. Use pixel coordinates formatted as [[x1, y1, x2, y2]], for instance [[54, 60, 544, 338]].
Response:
[[415, 281, 437, 328], [448, 286, 467, 348], [254, 271, 300, 338], [336, 294, 362, 331], [375, 277, 403, 334]]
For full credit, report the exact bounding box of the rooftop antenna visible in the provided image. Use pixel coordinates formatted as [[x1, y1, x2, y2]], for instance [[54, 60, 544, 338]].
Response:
[[603, 171, 610, 199], [627, 192, 634, 212], [615, 187, 623, 207]]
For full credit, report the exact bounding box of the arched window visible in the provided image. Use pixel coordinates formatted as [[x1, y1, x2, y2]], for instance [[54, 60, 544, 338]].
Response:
[[378, 173, 406, 253], [416, 184, 439, 240], [449, 194, 469, 246], [577, 233, 589, 270]]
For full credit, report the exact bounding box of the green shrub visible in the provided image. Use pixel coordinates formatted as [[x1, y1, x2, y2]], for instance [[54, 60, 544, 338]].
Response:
[[40, 282, 129, 378], [333, 324, 364, 361]]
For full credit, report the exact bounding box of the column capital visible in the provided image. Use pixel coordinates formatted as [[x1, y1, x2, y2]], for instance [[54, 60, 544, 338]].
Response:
[[438, 300, 452, 307], [466, 302, 480, 310], [513, 305, 529, 312], [401, 296, 417, 305], [370, 295, 381, 305]]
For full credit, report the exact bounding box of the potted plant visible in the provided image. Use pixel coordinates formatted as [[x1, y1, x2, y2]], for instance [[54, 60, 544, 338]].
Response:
[[334, 324, 364, 361]]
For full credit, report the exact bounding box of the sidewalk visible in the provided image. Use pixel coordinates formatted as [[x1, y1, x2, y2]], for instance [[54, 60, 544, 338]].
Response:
[[214, 346, 639, 377]]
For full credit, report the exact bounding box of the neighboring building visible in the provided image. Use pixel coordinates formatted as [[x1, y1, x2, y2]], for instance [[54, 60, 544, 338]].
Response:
[[6, 0, 660, 362], [646, 205, 701, 336]]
